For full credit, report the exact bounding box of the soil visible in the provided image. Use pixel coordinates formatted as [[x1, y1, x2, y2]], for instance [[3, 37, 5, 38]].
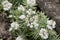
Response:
[[0, 12, 12, 40]]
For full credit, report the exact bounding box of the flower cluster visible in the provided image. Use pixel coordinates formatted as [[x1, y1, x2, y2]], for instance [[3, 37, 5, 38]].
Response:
[[2, 0, 12, 11], [9, 22, 19, 31], [1, 0, 59, 40], [47, 20, 56, 30], [39, 28, 48, 39]]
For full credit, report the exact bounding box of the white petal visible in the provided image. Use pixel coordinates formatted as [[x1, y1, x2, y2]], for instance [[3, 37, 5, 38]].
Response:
[[30, 25, 33, 28], [27, 23, 30, 26], [47, 25, 53, 30], [26, 10, 31, 15], [52, 21, 56, 28], [47, 20, 53, 25], [9, 15, 13, 18], [16, 36, 23, 40], [3, 7, 9, 11], [9, 27, 13, 31], [18, 5, 25, 11], [19, 15, 26, 19]]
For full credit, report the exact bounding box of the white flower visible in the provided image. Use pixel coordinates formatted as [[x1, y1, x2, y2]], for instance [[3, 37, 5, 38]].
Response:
[[16, 36, 24, 40], [26, 9, 36, 15], [9, 27, 13, 31], [19, 15, 26, 19], [30, 24, 33, 28], [9, 15, 13, 18], [27, 0, 36, 7], [33, 15, 38, 20], [26, 9, 32, 15], [47, 25, 52, 30], [2, 0, 12, 11], [18, 5, 25, 12], [32, 21, 39, 29], [27, 23, 30, 26], [39, 28, 48, 39], [47, 20, 53, 25], [26, 10, 31, 15], [32, 11, 36, 14], [11, 22, 19, 29], [34, 23, 39, 29], [27, 22, 34, 28], [9, 22, 19, 31], [47, 20, 56, 30]]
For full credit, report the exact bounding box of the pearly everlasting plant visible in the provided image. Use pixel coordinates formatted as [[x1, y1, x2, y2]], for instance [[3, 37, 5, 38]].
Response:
[[0, 0, 60, 40]]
